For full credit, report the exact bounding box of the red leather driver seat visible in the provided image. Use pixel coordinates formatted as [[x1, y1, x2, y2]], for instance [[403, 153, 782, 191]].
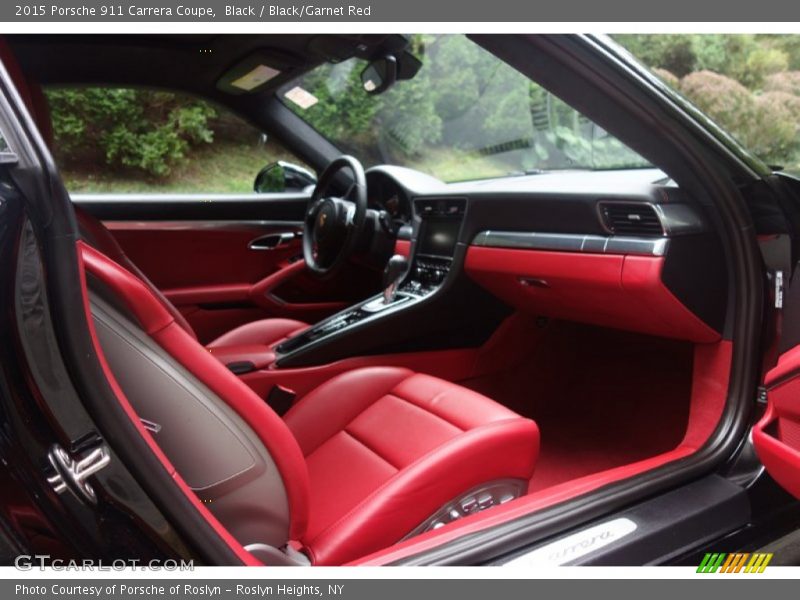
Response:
[[80, 242, 540, 565], [73, 204, 310, 348]]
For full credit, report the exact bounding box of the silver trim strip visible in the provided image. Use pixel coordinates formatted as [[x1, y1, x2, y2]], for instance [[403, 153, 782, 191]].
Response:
[[71, 192, 311, 203], [471, 231, 669, 256], [503, 517, 638, 567], [103, 220, 303, 231]]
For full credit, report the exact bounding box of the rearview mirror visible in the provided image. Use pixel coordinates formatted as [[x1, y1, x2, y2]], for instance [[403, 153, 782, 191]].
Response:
[[254, 161, 317, 193], [361, 55, 397, 95]]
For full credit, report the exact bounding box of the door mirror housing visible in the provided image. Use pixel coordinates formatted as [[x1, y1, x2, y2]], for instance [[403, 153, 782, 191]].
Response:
[[254, 161, 317, 193]]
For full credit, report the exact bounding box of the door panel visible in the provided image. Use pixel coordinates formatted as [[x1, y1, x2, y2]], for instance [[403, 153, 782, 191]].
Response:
[[106, 220, 303, 288], [753, 345, 800, 498], [73, 194, 382, 343]]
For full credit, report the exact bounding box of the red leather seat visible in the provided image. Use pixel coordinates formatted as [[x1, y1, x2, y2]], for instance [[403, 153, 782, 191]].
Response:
[[80, 242, 540, 565], [285, 367, 539, 564], [74, 204, 309, 348]]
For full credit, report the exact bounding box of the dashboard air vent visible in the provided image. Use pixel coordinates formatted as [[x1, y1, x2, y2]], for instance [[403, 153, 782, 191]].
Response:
[[599, 202, 664, 237]]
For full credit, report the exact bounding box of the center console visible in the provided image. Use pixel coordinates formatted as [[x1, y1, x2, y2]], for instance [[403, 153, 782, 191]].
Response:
[[275, 197, 467, 358], [400, 198, 465, 294]]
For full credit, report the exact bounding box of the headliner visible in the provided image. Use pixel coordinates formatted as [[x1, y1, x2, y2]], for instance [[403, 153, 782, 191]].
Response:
[[6, 34, 401, 99]]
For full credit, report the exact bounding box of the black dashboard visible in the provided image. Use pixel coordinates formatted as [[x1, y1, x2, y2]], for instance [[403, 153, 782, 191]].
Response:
[[276, 164, 729, 367], [367, 171, 412, 234]]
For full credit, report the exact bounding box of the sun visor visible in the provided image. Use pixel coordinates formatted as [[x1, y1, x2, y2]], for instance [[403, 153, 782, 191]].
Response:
[[216, 50, 302, 95]]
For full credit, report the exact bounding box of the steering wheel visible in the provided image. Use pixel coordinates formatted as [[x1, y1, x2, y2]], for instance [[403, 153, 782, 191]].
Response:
[[303, 155, 368, 278]]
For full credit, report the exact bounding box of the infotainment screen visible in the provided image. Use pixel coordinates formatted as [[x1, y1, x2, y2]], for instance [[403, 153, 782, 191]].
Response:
[[417, 220, 461, 257]]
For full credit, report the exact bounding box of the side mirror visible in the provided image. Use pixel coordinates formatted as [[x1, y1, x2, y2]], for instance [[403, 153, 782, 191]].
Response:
[[254, 161, 317, 193], [361, 55, 397, 95]]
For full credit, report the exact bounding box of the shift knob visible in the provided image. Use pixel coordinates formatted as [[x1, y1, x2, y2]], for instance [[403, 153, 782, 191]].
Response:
[[383, 254, 409, 304]]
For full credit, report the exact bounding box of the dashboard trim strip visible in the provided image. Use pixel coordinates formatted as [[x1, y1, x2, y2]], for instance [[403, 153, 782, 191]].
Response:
[[471, 231, 669, 256]]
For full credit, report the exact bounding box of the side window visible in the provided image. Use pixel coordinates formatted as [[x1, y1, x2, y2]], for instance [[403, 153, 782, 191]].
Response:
[[44, 87, 311, 194]]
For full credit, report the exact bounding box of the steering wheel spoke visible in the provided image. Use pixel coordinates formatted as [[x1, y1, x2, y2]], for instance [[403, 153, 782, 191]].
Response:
[[305, 198, 324, 221], [303, 156, 368, 278]]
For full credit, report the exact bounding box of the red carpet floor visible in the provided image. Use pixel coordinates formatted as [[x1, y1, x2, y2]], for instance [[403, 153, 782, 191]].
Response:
[[460, 320, 695, 491]]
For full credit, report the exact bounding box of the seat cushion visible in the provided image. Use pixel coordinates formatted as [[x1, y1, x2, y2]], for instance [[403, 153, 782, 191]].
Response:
[[207, 318, 308, 349], [284, 367, 539, 565]]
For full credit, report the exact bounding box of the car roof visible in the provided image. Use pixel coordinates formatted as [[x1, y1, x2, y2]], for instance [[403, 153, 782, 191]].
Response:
[[6, 34, 401, 98]]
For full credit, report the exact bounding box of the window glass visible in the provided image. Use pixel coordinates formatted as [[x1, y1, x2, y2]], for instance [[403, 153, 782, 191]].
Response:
[[45, 87, 308, 193], [616, 34, 800, 172], [280, 34, 650, 183]]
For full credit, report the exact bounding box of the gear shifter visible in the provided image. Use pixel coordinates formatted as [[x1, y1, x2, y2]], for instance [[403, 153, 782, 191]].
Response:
[[383, 254, 409, 304]]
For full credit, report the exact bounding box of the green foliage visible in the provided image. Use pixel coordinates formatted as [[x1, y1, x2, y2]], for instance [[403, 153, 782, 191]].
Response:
[[61, 140, 298, 194], [615, 34, 697, 77], [47, 88, 216, 178], [297, 63, 380, 141], [679, 71, 756, 134], [617, 35, 738, 79], [616, 35, 800, 172], [286, 35, 649, 180], [750, 92, 800, 166], [761, 35, 800, 70], [615, 34, 791, 90], [676, 71, 800, 164], [50, 36, 652, 188], [651, 68, 680, 89], [255, 164, 286, 193], [764, 71, 800, 96], [736, 47, 789, 88]]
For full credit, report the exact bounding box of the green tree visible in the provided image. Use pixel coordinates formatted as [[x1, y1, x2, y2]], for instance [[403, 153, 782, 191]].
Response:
[[47, 88, 216, 178], [615, 34, 697, 77]]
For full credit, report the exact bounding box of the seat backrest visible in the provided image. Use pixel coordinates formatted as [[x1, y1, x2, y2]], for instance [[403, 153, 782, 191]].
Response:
[[74, 205, 199, 340], [0, 36, 198, 340], [79, 241, 311, 547]]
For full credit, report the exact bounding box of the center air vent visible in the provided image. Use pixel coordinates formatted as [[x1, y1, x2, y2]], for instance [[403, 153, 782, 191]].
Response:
[[599, 202, 664, 237]]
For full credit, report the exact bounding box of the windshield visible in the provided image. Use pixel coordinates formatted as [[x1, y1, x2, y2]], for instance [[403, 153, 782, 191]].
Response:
[[279, 35, 651, 182]]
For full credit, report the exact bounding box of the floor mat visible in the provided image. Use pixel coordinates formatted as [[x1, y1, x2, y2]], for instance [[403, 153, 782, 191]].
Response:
[[460, 319, 695, 492]]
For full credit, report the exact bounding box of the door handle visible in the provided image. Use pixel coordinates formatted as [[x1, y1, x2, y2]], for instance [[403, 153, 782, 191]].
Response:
[[248, 231, 301, 250]]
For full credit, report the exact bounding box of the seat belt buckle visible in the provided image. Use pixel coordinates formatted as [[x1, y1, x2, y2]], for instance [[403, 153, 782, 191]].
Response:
[[267, 385, 296, 416]]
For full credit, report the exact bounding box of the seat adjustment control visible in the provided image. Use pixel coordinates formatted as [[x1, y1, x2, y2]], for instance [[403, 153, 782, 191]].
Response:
[[403, 479, 528, 539]]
